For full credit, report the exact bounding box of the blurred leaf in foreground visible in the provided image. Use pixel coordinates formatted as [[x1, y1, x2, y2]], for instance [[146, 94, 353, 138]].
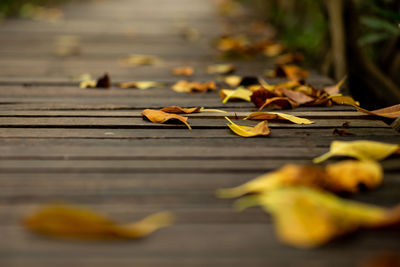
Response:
[[24, 204, 174, 240]]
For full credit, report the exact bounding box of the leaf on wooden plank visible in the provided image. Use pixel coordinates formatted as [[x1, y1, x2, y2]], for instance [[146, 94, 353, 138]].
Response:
[[223, 75, 259, 87], [172, 66, 194, 76], [117, 81, 164, 89], [330, 95, 360, 107], [244, 112, 314, 124], [80, 73, 111, 89], [217, 160, 382, 198], [119, 54, 161, 66], [313, 140, 400, 163], [199, 107, 228, 113], [172, 80, 216, 93], [235, 187, 399, 248], [207, 64, 236, 74], [141, 109, 192, 130], [323, 76, 347, 96], [259, 97, 299, 110], [356, 104, 400, 119], [225, 117, 270, 137], [24, 204, 174, 240], [274, 52, 304, 65], [281, 88, 314, 104], [266, 65, 309, 80], [250, 87, 275, 108], [332, 128, 355, 136], [160, 106, 201, 114], [219, 88, 252, 104]]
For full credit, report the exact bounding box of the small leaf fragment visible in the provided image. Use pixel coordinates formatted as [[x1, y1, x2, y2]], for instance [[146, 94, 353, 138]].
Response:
[[160, 106, 201, 114], [117, 81, 163, 90], [199, 107, 228, 113], [172, 66, 194, 76], [235, 187, 397, 248], [244, 112, 314, 124], [142, 109, 192, 130], [172, 80, 216, 93], [219, 88, 252, 103], [313, 140, 400, 163], [24, 204, 174, 240], [207, 64, 236, 74], [225, 117, 270, 137]]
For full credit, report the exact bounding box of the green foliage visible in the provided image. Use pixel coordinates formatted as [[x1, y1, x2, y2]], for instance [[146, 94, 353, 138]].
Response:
[[0, 0, 67, 18]]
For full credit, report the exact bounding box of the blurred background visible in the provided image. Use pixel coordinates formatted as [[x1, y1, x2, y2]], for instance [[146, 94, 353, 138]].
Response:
[[1, 0, 399, 109]]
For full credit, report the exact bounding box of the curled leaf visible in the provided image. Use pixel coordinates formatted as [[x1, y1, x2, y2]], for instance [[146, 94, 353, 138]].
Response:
[[225, 117, 270, 137], [172, 80, 216, 93], [219, 88, 252, 104], [172, 66, 194, 76], [313, 140, 400, 163], [356, 104, 400, 119], [117, 81, 163, 90], [216, 160, 382, 198], [160, 106, 201, 114], [235, 187, 398, 248], [244, 112, 314, 124], [207, 64, 236, 74], [24, 204, 174, 240], [142, 109, 192, 130]]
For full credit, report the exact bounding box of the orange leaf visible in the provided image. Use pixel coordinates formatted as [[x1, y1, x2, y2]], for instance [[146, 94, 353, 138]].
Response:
[[172, 80, 216, 93], [267, 65, 309, 80], [160, 106, 201, 114], [172, 66, 194, 76], [356, 104, 400, 119], [141, 109, 192, 130]]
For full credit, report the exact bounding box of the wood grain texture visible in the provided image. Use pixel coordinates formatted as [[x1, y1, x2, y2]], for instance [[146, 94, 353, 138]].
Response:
[[0, 0, 399, 266]]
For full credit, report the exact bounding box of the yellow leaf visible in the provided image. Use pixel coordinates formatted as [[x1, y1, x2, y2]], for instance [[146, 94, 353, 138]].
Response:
[[313, 140, 400, 163], [160, 106, 201, 114], [244, 112, 314, 124], [142, 109, 192, 130], [225, 117, 270, 137], [216, 161, 382, 198], [330, 95, 360, 107], [219, 88, 252, 104], [24, 204, 174, 240], [171, 66, 194, 76], [235, 187, 393, 248], [119, 54, 161, 66], [117, 81, 164, 89], [172, 80, 216, 93], [207, 64, 236, 74], [223, 75, 243, 87], [199, 107, 228, 113]]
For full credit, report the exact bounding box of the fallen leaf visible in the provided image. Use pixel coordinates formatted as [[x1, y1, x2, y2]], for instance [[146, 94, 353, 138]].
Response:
[[263, 43, 285, 57], [120, 55, 161, 66], [235, 186, 399, 248], [117, 81, 163, 90], [356, 104, 400, 119], [323, 76, 347, 96], [313, 140, 400, 163], [172, 66, 194, 76], [275, 52, 304, 65], [330, 95, 360, 107], [199, 107, 228, 113], [244, 112, 314, 124], [216, 160, 382, 198], [267, 65, 309, 80], [219, 88, 252, 104], [259, 97, 299, 110], [223, 76, 259, 87], [142, 109, 192, 130], [172, 80, 216, 93], [24, 204, 174, 240], [333, 128, 355, 136], [207, 64, 236, 74], [225, 117, 270, 137], [160, 106, 201, 114], [80, 73, 110, 89], [281, 88, 314, 104]]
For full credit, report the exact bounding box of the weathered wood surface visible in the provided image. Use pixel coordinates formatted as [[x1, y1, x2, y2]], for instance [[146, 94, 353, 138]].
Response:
[[0, 0, 399, 266]]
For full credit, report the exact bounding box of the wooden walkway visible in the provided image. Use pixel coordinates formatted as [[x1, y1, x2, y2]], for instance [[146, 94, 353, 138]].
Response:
[[0, 0, 399, 266]]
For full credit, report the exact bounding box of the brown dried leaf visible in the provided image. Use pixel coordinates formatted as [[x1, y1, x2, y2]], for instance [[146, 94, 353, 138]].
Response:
[[281, 88, 314, 104], [141, 109, 192, 130], [160, 106, 201, 114], [172, 66, 194, 76], [24, 204, 174, 240], [80, 73, 110, 89], [333, 128, 355, 136], [259, 97, 299, 110], [323, 76, 347, 96], [267, 65, 309, 80], [172, 80, 216, 93], [356, 104, 400, 119]]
